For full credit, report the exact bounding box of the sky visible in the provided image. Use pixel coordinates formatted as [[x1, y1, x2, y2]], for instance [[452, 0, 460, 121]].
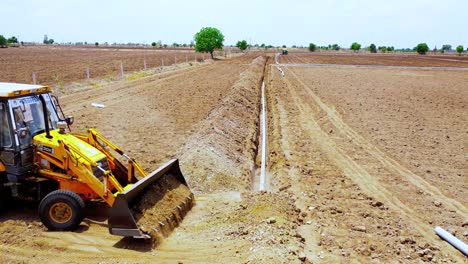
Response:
[[1, 0, 466, 49]]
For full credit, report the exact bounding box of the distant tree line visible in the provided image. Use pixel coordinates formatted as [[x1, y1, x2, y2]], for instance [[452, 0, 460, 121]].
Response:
[[4, 31, 467, 56], [0, 34, 19, 48], [303, 41, 466, 55]]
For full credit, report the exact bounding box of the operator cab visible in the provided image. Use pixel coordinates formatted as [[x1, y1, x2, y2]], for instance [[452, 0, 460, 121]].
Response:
[[0, 83, 62, 178]]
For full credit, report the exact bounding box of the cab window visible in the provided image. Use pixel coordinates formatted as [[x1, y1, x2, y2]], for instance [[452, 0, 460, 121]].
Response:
[[0, 103, 12, 148]]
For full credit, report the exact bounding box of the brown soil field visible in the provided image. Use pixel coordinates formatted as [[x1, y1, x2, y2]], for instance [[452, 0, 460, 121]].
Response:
[[0, 53, 306, 263], [266, 63, 467, 262], [0, 51, 467, 263], [280, 52, 468, 68], [0, 46, 208, 86]]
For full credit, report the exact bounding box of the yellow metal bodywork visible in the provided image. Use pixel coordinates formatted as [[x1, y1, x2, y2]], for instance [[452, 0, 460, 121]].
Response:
[[0, 161, 5, 172], [33, 129, 144, 206]]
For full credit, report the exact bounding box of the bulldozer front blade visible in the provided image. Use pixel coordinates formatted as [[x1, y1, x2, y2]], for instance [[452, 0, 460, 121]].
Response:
[[108, 159, 194, 240]]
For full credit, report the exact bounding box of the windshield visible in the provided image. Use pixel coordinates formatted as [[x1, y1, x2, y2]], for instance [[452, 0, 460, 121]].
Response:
[[10, 94, 59, 142]]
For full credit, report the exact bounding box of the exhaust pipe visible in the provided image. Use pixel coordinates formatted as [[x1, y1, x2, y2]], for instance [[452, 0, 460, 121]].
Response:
[[38, 94, 52, 139]]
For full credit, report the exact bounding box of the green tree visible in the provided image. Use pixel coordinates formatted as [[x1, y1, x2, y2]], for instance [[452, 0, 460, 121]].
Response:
[[378, 46, 387, 53], [350, 42, 361, 52], [308, 43, 316, 52], [415, 43, 429, 55], [236, 40, 248, 51], [331, 44, 340, 51], [95, 42, 99, 46], [151, 42, 156, 47], [0, 35, 7, 47], [369, 43, 377, 53], [7, 36, 18, 43], [194, 27, 224, 59], [442, 44, 452, 51], [456, 45, 464, 55]]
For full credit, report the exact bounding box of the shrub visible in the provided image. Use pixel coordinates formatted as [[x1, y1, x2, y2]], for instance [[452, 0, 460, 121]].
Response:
[[456, 45, 464, 55], [415, 43, 429, 55], [442, 44, 452, 51], [350, 42, 361, 52], [309, 43, 316, 52], [7, 36, 18, 43], [0, 35, 7, 47], [236, 40, 248, 51], [369, 44, 377, 53]]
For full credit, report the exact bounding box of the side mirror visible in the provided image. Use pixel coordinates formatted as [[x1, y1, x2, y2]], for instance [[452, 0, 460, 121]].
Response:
[[65, 116, 74, 125]]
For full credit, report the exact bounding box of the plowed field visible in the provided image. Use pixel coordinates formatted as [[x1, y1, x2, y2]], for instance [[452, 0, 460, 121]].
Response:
[[0, 51, 466, 263], [266, 61, 467, 262], [281, 52, 468, 68], [0, 46, 207, 86]]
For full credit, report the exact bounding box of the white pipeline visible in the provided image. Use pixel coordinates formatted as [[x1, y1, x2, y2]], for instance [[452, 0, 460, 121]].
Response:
[[259, 81, 266, 191], [434, 226, 468, 256]]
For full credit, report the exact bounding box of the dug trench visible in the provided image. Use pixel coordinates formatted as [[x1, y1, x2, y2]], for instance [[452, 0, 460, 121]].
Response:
[[0, 55, 310, 263], [109, 55, 309, 261]]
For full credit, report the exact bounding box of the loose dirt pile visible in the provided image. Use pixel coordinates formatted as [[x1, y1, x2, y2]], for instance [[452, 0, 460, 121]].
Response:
[[133, 174, 193, 247], [178, 56, 266, 192], [204, 192, 306, 263], [150, 191, 307, 264]]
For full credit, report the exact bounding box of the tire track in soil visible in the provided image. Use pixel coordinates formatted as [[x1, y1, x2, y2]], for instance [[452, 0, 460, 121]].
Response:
[[286, 68, 467, 216], [279, 66, 465, 261], [266, 65, 341, 262], [60, 62, 210, 113]]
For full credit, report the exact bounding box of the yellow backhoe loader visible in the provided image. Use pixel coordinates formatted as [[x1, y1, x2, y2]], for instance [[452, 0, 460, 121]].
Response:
[[0, 82, 193, 239]]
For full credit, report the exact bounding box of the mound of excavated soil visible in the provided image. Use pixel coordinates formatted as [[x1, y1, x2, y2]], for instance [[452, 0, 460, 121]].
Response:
[[132, 174, 193, 247], [178, 56, 266, 193]]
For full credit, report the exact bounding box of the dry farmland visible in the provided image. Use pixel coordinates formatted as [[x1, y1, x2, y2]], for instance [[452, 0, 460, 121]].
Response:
[[0, 46, 208, 86], [0, 47, 466, 263]]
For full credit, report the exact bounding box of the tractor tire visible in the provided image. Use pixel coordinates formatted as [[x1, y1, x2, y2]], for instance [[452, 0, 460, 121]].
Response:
[[38, 190, 85, 231]]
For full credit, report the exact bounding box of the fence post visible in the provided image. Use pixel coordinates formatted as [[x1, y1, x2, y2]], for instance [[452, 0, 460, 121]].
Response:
[[186, 55, 188, 63], [174, 55, 177, 64], [32, 72, 37, 84], [161, 58, 164, 67], [120, 61, 124, 77], [194, 54, 197, 62], [86, 67, 90, 80], [144, 59, 147, 70]]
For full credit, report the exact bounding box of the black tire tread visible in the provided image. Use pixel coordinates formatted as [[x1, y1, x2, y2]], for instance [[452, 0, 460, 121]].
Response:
[[38, 190, 85, 231]]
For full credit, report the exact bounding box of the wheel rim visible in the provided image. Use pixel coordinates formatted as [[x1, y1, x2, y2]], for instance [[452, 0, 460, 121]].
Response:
[[49, 202, 73, 224]]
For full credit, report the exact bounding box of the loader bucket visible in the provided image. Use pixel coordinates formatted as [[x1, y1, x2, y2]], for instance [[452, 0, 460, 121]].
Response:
[[108, 159, 194, 240]]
